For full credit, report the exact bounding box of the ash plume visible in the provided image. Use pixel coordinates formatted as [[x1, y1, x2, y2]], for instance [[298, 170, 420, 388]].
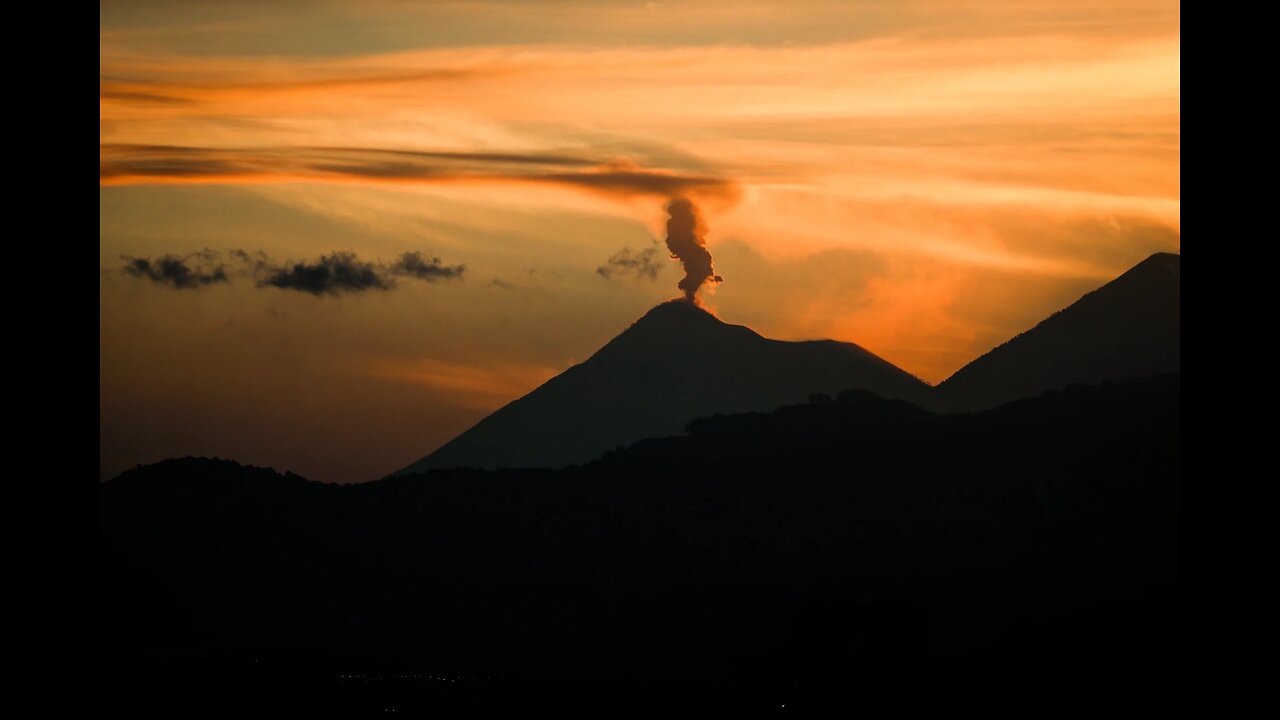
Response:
[[664, 198, 722, 302], [597, 245, 664, 282]]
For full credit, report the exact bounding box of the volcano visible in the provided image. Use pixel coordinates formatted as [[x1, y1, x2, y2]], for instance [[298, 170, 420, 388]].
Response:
[[395, 299, 930, 474]]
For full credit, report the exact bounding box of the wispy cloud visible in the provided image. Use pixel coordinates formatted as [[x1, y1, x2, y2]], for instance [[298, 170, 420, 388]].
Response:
[[99, 144, 737, 200], [100, 1, 1179, 60], [355, 357, 559, 409], [99, 87, 193, 105]]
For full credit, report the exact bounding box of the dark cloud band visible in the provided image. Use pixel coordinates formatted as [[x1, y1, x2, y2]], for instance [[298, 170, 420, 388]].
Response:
[[99, 143, 737, 200], [118, 249, 465, 296]]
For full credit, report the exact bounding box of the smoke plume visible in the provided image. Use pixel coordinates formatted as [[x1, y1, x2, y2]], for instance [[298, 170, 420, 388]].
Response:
[[664, 198, 722, 302], [597, 245, 664, 282]]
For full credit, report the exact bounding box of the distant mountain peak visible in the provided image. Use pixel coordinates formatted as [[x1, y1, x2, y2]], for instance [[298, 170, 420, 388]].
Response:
[[934, 251, 1179, 412], [1138, 251, 1180, 265], [1111, 252, 1179, 285]]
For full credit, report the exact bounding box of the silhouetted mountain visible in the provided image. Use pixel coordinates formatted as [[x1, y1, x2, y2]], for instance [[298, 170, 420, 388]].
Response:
[[934, 252, 1179, 411], [102, 375, 1179, 710], [397, 299, 930, 474], [400, 252, 1180, 473]]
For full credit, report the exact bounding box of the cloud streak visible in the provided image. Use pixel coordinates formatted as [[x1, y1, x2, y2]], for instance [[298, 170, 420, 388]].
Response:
[[99, 144, 737, 200], [99, 68, 480, 105], [355, 357, 559, 409], [119, 248, 465, 295]]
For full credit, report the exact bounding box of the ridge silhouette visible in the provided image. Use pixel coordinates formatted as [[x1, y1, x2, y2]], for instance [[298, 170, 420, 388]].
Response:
[[102, 375, 1180, 709], [935, 252, 1180, 411], [399, 253, 1179, 474]]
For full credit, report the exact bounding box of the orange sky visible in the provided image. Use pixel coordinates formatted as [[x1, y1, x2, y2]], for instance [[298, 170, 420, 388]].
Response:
[[100, 0, 1180, 483]]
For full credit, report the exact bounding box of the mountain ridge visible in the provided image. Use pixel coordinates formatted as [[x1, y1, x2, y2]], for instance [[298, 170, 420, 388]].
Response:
[[934, 252, 1179, 411], [398, 251, 1178, 475], [101, 374, 1180, 703]]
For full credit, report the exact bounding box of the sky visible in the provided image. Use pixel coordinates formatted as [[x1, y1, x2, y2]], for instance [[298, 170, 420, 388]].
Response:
[[100, 0, 1180, 483]]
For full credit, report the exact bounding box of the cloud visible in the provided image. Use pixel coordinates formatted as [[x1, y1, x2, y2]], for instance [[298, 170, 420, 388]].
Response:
[[259, 251, 392, 296], [314, 147, 595, 168], [596, 245, 664, 282], [98, 144, 737, 200], [99, 88, 193, 105], [99, 68, 479, 105], [120, 253, 229, 289], [389, 251, 466, 281], [118, 248, 465, 295], [541, 169, 732, 199]]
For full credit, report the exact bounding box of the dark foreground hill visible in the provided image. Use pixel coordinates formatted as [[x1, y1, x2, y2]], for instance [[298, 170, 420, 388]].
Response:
[[934, 252, 1180, 411], [102, 374, 1180, 711], [396, 299, 930, 474]]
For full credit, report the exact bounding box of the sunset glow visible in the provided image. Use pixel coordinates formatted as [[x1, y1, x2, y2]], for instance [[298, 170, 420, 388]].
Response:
[[101, 1, 1180, 482]]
